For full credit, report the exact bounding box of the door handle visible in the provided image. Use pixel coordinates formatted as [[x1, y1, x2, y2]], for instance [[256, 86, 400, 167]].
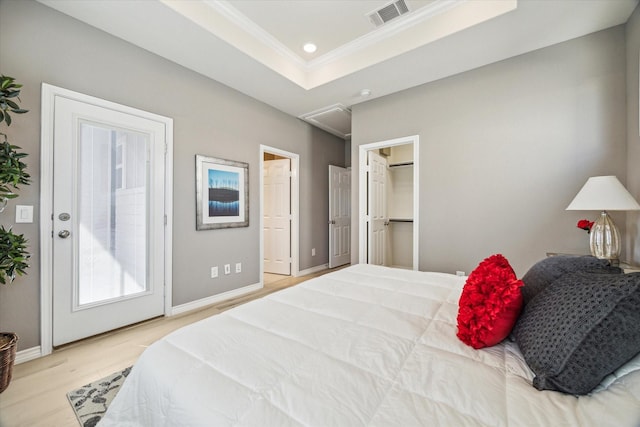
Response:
[[58, 230, 70, 239], [329, 220, 335, 225]]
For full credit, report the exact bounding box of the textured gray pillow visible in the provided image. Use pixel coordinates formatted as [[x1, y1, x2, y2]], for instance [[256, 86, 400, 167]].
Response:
[[520, 255, 621, 305], [513, 271, 640, 395]]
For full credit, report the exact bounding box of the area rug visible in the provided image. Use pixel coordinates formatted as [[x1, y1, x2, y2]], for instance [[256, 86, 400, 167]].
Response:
[[66, 366, 131, 427]]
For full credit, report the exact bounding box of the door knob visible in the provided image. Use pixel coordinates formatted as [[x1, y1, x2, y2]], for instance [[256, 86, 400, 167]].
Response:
[[329, 219, 336, 225], [58, 230, 70, 238]]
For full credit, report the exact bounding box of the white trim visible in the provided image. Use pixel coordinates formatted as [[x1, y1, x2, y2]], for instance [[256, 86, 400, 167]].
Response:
[[170, 282, 261, 316], [40, 85, 55, 356], [358, 135, 420, 270], [298, 263, 329, 277], [412, 140, 420, 270], [204, 0, 307, 69], [39, 83, 174, 356], [14, 346, 42, 365], [259, 146, 300, 282], [164, 120, 174, 316]]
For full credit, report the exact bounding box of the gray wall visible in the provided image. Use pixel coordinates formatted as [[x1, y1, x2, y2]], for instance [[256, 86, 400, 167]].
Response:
[[626, 5, 640, 265], [0, 0, 345, 350], [352, 25, 629, 277]]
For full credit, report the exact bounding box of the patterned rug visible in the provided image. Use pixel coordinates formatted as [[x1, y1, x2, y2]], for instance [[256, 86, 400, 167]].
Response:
[[66, 366, 132, 427]]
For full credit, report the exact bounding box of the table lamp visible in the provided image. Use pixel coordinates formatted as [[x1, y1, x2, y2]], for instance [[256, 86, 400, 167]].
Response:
[[566, 176, 640, 262]]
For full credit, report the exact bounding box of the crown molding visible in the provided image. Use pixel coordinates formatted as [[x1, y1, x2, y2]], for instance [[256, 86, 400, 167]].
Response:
[[305, 0, 463, 70]]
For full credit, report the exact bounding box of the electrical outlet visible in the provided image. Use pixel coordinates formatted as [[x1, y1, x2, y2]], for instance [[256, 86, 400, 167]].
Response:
[[311, 248, 316, 256], [224, 264, 231, 275], [235, 262, 241, 273], [211, 267, 218, 278], [456, 271, 466, 277]]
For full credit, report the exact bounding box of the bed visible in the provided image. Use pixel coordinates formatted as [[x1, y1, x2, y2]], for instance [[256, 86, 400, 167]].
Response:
[[100, 263, 640, 426]]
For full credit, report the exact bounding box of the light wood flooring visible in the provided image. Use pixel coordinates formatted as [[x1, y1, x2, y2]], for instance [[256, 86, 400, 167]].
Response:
[[0, 268, 341, 427]]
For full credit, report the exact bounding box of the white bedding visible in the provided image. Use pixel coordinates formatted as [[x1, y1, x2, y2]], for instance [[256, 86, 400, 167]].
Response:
[[100, 264, 640, 426]]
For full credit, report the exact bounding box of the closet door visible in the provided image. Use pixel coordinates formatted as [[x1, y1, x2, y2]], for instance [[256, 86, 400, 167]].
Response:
[[367, 151, 387, 265], [329, 165, 351, 268]]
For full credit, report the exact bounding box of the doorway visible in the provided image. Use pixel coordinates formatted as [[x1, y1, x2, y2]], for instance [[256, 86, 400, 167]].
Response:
[[358, 135, 419, 270], [40, 84, 173, 352], [260, 146, 300, 284]]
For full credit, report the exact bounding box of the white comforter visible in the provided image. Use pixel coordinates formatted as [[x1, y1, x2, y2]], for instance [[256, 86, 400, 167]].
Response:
[[100, 264, 640, 426]]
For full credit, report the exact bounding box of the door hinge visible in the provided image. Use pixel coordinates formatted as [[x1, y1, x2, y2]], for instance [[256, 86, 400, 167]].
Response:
[[164, 214, 167, 225]]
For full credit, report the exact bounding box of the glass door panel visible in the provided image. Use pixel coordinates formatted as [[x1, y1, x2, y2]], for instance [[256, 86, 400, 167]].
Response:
[[77, 121, 150, 308]]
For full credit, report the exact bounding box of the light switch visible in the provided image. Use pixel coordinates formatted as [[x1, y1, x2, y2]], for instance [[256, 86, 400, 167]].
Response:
[[15, 205, 33, 224]]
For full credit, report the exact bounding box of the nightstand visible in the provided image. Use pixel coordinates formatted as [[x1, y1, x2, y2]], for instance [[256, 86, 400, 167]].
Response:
[[545, 252, 640, 273], [618, 261, 640, 274]]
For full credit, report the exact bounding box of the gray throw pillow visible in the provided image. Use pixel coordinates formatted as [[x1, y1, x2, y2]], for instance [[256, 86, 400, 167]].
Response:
[[520, 255, 621, 305], [513, 271, 640, 395]]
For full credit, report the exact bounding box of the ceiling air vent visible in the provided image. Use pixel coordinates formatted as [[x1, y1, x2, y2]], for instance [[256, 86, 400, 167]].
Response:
[[367, 0, 410, 27]]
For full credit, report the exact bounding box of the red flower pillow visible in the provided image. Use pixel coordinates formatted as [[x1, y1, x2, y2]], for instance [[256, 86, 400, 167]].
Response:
[[456, 254, 524, 349]]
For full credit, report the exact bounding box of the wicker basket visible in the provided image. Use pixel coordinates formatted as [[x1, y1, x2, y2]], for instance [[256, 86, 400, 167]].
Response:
[[0, 332, 18, 394]]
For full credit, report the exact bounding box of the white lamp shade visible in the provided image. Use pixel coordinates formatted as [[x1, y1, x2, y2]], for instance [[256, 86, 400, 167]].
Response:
[[566, 176, 640, 211]]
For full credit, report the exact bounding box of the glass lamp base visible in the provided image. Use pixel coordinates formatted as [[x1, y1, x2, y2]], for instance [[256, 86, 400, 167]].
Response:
[[589, 211, 620, 261]]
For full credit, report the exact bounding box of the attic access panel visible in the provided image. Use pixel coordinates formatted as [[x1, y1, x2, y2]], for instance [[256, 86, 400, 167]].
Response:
[[299, 104, 351, 139]]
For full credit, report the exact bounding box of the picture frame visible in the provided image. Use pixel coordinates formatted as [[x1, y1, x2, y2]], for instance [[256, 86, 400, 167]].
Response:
[[195, 154, 249, 230]]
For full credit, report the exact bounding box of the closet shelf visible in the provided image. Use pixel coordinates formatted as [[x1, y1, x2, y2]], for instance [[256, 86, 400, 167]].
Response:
[[389, 218, 413, 223], [388, 162, 413, 168]]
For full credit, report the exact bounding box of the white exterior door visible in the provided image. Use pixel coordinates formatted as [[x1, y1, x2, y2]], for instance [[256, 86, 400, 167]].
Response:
[[52, 95, 167, 346], [264, 159, 291, 275], [329, 165, 351, 268], [367, 151, 388, 266]]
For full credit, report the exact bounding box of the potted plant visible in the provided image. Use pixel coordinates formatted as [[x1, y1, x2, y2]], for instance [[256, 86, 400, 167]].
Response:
[[0, 75, 30, 393]]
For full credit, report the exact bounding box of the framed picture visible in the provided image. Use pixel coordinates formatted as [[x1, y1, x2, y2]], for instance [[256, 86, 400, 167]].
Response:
[[196, 155, 249, 230]]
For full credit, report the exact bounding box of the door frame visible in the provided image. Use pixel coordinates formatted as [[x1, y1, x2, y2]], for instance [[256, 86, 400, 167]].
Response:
[[39, 83, 174, 356], [358, 135, 419, 270], [259, 145, 300, 281]]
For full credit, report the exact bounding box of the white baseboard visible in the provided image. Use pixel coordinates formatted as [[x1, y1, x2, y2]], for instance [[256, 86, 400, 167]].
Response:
[[170, 282, 262, 316], [15, 346, 42, 364], [298, 263, 329, 276], [12, 284, 263, 363]]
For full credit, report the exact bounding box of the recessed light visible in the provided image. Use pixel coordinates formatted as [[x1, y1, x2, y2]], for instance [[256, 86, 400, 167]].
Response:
[[303, 43, 317, 53]]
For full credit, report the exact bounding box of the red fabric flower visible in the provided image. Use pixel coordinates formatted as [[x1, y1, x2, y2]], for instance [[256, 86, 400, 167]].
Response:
[[456, 254, 524, 349], [577, 219, 594, 233]]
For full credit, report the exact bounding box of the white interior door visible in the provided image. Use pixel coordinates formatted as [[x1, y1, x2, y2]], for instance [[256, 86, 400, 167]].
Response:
[[329, 165, 351, 268], [264, 158, 291, 275], [368, 151, 388, 266], [52, 96, 166, 346]]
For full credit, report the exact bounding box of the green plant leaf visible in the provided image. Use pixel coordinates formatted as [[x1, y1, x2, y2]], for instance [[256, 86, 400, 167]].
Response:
[[0, 77, 12, 90], [4, 112, 11, 126], [0, 226, 30, 284]]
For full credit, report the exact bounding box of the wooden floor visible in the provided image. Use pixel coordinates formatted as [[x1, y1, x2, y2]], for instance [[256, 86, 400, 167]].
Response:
[[0, 268, 340, 427]]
